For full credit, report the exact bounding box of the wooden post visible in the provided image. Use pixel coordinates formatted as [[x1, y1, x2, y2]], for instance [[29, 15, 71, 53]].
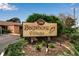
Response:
[[31, 37, 34, 43], [48, 36, 51, 43], [0, 27, 2, 35], [46, 42, 49, 53], [46, 37, 50, 53]]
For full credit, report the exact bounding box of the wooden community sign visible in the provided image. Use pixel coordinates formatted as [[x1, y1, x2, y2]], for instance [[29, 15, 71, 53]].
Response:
[[23, 19, 57, 37]]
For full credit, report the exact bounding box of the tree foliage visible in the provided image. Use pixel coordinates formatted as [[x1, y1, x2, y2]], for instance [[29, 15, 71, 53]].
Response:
[[65, 17, 75, 28], [6, 17, 21, 23], [26, 13, 63, 36]]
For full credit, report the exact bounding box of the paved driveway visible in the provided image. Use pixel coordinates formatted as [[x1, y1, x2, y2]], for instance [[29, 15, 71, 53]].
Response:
[[0, 34, 20, 54]]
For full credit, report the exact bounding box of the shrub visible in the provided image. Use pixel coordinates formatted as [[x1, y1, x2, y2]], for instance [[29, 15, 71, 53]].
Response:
[[48, 43, 55, 48], [70, 35, 79, 55], [35, 45, 41, 51], [2, 29, 11, 34], [4, 38, 27, 56], [0, 28, 2, 34]]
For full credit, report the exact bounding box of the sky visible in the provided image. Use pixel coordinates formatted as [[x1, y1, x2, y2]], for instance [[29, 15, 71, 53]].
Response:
[[0, 3, 79, 23]]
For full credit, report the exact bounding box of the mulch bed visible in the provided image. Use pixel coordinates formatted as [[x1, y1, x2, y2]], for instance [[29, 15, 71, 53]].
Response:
[[22, 36, 71, 56], [23, 42, 65, 56]]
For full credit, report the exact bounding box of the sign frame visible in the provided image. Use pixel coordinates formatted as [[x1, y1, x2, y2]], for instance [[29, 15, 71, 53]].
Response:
[[22, 20, 57, 37]]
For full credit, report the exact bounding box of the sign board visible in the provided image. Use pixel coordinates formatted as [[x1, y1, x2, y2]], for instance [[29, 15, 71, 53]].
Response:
[[23, 20, 57, 37]]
